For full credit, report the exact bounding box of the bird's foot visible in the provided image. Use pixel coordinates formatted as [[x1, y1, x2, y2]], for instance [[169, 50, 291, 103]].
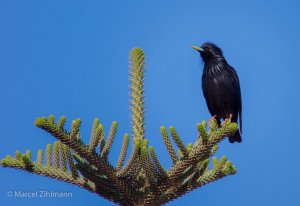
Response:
[[209, 115, 219, 129], [227, 114, 233, 121], [222, 114, 232, 126], [211, 115, 217, 120]]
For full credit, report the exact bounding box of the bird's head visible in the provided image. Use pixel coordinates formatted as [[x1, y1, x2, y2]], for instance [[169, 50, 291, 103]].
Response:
[[192, 42, 224, 62]]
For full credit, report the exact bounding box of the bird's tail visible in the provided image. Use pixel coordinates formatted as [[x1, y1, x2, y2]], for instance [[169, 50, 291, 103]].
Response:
[[229, 130, 242, 143]]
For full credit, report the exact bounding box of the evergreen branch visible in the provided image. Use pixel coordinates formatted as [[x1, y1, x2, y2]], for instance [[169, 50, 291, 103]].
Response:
[[73, 155, 113, 188], [169, 126, 188, 158], [130, 48, 145, 140], [149, 146, 167, 178], [63, 144, 78, 178], [89, 119, 102, 152], [36, 149, 43, 165], [46, 144, 52, 167], [70, 119, 81, 139], [117, 137, 141, 177], [1, 155, 99, 199], [34, 117, 136, 203], [48, 115, 55, 125], [116, 133, 129, 171], [98, 124, 105, 152], [101, 121, 118, 158], [1, 155, 24, 168], [160, 126, 178, 165], [196, 120, 208, 146], [53, 141, 60, 169], [209, 145, 219, 156], [25, 150, 32, 160], [158, 159, 236, 206], [168, 119, 238, 179], [60, 143, 68, 172], [22, 153, 34, 170], [140, 139, 157, 185], [57, 116, 67, 131], [152, 120, 239, 205], [190, 158, 209, 183], [197, 159, 236, 185], [73, 153, 128, 204], [75, 163, 121, 202], [186, 143, 193, 154], [15, 151, 22, 160]]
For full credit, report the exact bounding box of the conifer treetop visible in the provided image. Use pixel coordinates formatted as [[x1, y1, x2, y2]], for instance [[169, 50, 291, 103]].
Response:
[[1, 48, 238, 206]]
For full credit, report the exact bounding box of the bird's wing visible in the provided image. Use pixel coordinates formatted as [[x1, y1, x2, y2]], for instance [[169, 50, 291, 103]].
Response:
[[202, 75, 222, 116], [227, 66, 242, 133]]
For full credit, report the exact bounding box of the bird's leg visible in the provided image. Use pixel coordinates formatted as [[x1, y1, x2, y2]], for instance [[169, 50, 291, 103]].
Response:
[[209, 115, 220, 129], [222, 114, 232, 125], [212, 115, 217, 120], [212, 115, 222, 126]]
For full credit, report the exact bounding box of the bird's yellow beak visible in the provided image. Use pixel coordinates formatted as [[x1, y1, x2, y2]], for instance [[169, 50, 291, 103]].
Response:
[[191, 46, 203, 52]]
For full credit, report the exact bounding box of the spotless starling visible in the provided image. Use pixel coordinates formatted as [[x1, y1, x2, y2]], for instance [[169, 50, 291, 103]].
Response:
[[192, 42, 242, 143]]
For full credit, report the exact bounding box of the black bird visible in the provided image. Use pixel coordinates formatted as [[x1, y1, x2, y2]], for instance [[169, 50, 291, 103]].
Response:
[[192, 42, 242, 143]]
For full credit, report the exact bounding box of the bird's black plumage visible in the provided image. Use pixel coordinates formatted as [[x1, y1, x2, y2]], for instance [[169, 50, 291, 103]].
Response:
[[192, 42, 242, 143]]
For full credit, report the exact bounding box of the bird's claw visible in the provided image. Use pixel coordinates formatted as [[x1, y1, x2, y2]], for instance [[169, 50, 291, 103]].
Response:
[[222, 114, 232, 126], [209, 115, 218, 129]]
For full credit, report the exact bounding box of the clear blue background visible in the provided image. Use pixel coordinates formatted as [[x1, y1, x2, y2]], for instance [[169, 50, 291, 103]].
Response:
[[1, 1, 299, 205]]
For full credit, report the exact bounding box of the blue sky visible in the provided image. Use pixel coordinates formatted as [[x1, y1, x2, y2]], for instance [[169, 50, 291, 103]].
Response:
[[1, 1, 300, 205]]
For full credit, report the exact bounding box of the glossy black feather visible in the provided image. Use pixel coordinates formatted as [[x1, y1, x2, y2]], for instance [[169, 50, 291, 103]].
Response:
[[197, 42, 242, 143]]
